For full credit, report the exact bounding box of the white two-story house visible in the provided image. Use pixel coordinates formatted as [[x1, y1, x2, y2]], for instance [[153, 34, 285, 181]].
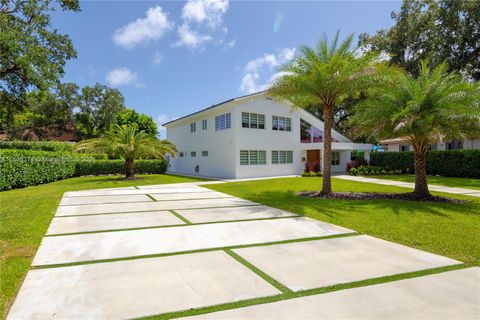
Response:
[[163, 91, 371, 179]]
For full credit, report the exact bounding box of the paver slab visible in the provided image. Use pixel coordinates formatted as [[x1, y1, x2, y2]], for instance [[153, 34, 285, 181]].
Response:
[[184, 267, 480, 319], [55, 198, 258, 216], [233, 235, 460, 291], [46, 211, 184, 235], [59, 194, 152, 205], [32, 217, 353, 266], [7, 251, 281, 320], [177, 206, 297, 223], [149, 191, 233, 201], [63, 187, 210, 197]]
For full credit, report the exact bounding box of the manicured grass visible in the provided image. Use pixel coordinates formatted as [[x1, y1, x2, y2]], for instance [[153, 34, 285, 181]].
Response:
[[0, 174, 208, 318], [370, 175, 480, 190], [207, 177, 480, 267]]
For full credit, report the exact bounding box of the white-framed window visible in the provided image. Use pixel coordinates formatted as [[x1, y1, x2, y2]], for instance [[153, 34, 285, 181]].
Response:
[[179, 152, 184, 157], [242, 112, 265, 129], [202, 119, 207, 130], [190, 122, 196, 133], [331, 151, 340, 165], [446, 140, 463, 150], [215, 113, 231, 130], [240, 150, 266, 165], [400, 144, 410, 152], [191, 151, 196, 157], [272, 116, 292, 132], [202, 150, 208, 157], [272, 150, 293, 164]]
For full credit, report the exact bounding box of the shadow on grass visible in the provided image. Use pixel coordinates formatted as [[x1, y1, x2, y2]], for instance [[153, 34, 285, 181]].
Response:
[[236, 189, 480, 219]]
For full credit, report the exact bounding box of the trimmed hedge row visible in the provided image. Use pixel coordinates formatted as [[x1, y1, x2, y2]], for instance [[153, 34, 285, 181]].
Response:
[[0, 150, 82, 190], [0, 140, 75, 152], [370, 150, 480, 178], [75, 160, 168, 176], [0, 149, 168, 191]]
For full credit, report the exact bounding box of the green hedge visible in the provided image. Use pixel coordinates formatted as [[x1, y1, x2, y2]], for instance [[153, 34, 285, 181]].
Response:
[[0, 140, 75, 152], [370, 150, 480, 178], [0, 149, 168, 191], [75, 159, 168, 176], [0, 150, 81, 190]]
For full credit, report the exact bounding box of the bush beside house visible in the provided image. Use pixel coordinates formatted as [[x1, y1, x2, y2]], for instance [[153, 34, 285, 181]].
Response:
[[369, 150, 480, 178]]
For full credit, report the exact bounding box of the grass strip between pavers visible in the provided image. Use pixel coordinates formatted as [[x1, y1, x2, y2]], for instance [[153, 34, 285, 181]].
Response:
[[224, 249, 292, 294], [45, 215, 298, 237], [54, 204, 260, 218], [138, 264, 467, 320], [168, 210, 192, 225], [31, 233, 358, 269]]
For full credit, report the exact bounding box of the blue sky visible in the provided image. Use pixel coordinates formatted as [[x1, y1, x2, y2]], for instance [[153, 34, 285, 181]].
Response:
[[52, 0, 401, 137]]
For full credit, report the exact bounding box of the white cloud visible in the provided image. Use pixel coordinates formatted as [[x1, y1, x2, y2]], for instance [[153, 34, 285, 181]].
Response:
[[174, 0, 229, 49], [174, 24, 212, 49], [182, 0, 228, 28], [113, 6, 173, 49], [105, 67, 140, 87], [240, 48, 296, 94]]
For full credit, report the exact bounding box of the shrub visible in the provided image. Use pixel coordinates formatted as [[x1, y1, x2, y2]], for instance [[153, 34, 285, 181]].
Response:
[[0, 149, 168, 191], [0, 149, 82, 190], [301, 171, 323, 177], [75, 159, 168, 176], [370, 150, 480, 178], [0, 140, 75, 152]]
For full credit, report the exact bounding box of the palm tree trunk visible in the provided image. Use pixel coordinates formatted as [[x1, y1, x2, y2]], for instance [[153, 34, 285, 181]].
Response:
[[125, 159, 135, 179], [321, 105, 333, 194], [413, 147, 430, 198]]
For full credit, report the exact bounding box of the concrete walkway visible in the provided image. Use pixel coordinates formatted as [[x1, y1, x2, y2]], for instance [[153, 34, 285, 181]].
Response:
[[335, 174, 480, 197], [7, 182, 479, 319]]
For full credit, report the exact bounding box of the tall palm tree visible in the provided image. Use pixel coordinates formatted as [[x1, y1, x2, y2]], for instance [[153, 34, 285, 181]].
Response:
[[270, 31, 384, 194], [351, 61, 480, 199], [76, 124, 177, 179]]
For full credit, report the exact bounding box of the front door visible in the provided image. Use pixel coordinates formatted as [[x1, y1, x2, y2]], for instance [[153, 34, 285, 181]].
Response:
[[306, 150, 321, 172]]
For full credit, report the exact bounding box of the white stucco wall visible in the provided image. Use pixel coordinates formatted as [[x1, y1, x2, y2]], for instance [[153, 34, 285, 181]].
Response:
[[383, 139, 480, 152], [165, 93, 371, 179], [165, 103, 237, 178]]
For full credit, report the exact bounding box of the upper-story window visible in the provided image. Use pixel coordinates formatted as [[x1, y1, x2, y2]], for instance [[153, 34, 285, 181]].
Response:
[[242, 112, 265, 129], [272, 116, 292, 132], [190, 122, 196, 133], [215, 113, 231, 130], [300, 118, 338, 143], [202, 119, 207, 130]]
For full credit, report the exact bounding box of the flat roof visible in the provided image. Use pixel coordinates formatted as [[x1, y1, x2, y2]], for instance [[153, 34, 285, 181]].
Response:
[[162, 90, 268, 126]]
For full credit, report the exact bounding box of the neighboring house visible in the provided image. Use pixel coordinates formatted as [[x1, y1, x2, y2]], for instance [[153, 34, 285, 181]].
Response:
[[380, 137, 480, 152], [163, 91, 371, 179]]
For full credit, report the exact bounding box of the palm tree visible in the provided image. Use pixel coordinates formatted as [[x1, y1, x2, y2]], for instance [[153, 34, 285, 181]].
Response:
[[76, 124, 177, 179], [270, 31, 384, 194], [351, 61, 480, 199]]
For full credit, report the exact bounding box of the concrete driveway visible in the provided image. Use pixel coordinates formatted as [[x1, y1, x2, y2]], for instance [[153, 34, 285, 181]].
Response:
[[8, 182, 480, 319]]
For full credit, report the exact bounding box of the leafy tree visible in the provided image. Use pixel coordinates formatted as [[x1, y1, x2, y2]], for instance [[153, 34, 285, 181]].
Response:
[[359, 0, 480, 80], [351, 61, 480, 199], [270, 32, 383, 194], [112, 109, 158, 136], [0, 0, 80, 104], [75, 83, 126, 138], [76, 124, 177, 179]]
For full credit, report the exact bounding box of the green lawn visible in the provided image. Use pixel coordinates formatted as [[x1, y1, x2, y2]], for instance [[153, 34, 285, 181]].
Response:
[[0, 174, 208, 318], [370, 175, 480, 190], [2, 175, 479, 318], [207, 177, 480, 266]]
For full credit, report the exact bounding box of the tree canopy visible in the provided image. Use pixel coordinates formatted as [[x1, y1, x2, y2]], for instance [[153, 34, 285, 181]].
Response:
[[359, 0, 480, 80], [0, 0, 80, 105], [112, 109, 158, 136]]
